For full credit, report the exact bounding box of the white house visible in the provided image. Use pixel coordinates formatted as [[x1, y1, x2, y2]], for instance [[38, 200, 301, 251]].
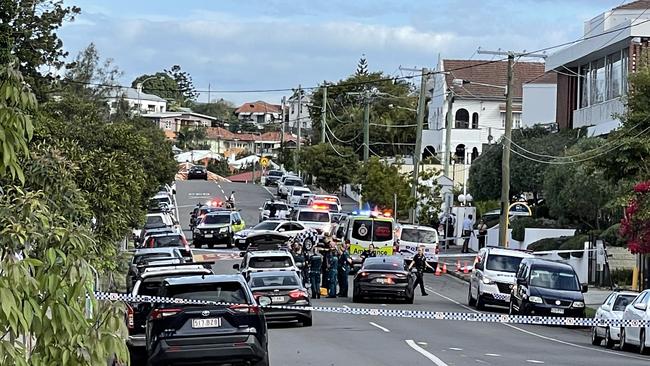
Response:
[[286, 92, 312, 133], [106, 87, 167, 114], [422, 59, 546, 164], [546, 0, 650, 135]]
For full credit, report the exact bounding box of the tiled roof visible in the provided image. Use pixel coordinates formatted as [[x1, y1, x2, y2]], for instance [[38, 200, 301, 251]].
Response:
[[227, 171, 261, 182], [614, 0, 650, 10], [206, 127, 236, 140], [235, 101, 282, 115], [107, 87, 167, 102], [257, 131, 298, 142], [443, 60, 546, 99]]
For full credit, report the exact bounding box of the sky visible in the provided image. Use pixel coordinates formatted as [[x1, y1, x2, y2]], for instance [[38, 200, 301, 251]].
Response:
[[59, 0, 621, 105]]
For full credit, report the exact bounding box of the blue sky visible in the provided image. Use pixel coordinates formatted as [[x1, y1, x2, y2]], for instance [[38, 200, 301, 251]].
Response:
[[60, 0, 619, 105]]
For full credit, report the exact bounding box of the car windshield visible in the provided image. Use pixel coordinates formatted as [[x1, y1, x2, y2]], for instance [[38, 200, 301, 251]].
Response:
[[400, 228, 437, 244], [264, 203, 288, 211], [363, 260, 404, 271], [253, 221, 280, 230], [250, 274, 300, 288], [298, 198, 309, 205], [613, 295, 636, 311], [298, 211, 329, 222], [529, 267, 580, 291], [249, 256, 293, 268], [167, 282, 248, 304], [293, 189, 309, 196], [486, 254, 524, 273], [268, 170, 283, 177], [285, 179, 302, 186], [134, 253, 172, 265], [146, 215, 165, 226], [203, 214, 230, 224], [152, 235, 183, 248]]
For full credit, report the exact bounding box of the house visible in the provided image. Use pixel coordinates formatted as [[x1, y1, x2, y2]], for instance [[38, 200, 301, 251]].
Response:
[[254, 131, 299, 156], [204, 128, 300, 157], [106, 87, 167, 114], [546, 0, 650, 135], [234, 101, 282, 125], [521, 73, 558, 128], [423, 59, 546, 164], [286, 91, 312, 132], [142, 112, 218, 135]]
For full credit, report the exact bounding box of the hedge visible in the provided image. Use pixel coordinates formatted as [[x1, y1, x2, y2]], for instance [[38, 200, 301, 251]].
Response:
[[599, 223, 626, 247], [527, 235, 588, 258], [511, 217, 569, 242]]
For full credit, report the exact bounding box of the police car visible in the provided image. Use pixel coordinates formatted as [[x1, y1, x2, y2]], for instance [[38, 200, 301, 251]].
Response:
[[395, 224, 439, 270]]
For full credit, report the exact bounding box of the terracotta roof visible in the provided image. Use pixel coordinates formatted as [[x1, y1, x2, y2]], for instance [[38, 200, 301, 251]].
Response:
[[206, 127, 236, 140], [525, 72, 557, 85], [443, 60, 546, 99], [257, 131, 298, 142], [227, 171, 261, 183], [234, 101, 282, 115], [614, 0, 650, 10]]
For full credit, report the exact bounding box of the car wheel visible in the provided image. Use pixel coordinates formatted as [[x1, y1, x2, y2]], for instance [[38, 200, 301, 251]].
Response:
[[476, 292, 485, 310], [406, 294, 414, 304], [620, 327, 631, 351], [509, 299, 518, 316], [303, 317, 313, 327], [591, 326, 603, 346], [252, 353, 270, 366], [467, 286, 476, 306], [227, 235, 233, 249], [193, 239, 201, 248], [640, 328, 648, 355], [604, 327, 615, 349], [352, 290, 360, 303]]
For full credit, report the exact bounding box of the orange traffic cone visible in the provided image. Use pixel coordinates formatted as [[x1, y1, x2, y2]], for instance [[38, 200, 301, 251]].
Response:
[[435, 265, 442, 276], [463, 261, 469, 274], [456, 259, 461, 272], [442, 263, 448, 274]]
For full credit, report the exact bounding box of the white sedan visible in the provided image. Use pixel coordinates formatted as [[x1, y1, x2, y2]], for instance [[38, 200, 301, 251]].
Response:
[[234, 220, 306, 247], [592, 291, 637, 348], [620, 289, 650, 354]]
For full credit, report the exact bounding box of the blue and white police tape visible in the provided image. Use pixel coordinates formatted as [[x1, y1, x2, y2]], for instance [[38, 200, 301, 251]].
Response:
[[93, 291, 649, 328]]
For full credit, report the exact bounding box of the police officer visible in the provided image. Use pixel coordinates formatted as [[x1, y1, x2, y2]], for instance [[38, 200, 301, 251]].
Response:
[[309, 248, 322, 299], [408, 246, 434, 296], [268, 199, 277, 219], [327, 241, 338, 298], [360, 243, 377, 264], [337, 241, 352, 297]]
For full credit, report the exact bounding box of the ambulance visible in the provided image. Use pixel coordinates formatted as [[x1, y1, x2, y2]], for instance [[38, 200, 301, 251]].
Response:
[[335, 210, 396, 271]]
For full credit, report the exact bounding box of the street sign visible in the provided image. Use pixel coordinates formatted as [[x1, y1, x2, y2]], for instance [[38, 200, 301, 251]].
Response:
[[260, 156, 270, 168]]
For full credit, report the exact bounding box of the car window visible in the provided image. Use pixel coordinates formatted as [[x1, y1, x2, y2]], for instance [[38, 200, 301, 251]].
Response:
[[633, 292, 648, 304], [146, 215, 165, 226], [250, 274, 300, 288], [203, 214, 230, 224], [486, 255, 524, 273], [269, 170, 283, 177], [529, 267, 580, 291], [152, 235, 183, 248], [285, 179, 303, 186], [249, 256, 293, 268], [373, 221, 393, 241], [401, 228, 437, 244], [298, 211, 329, 222], [278, 223, 292, 231], [293, 189, 309, 196], [351, 219, 372, 241], [134, 253, 172, 265], [291, 223, 304, 231], [253, 221, 280, 230], [613, 295, 636, 311], [363, 260, 404, 270], [166, 282, 248, 304]]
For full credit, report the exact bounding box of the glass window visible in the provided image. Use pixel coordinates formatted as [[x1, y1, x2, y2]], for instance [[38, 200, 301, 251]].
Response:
[[529, 267, 580, 291], [363, 259, 404, 270], [151, 235, 183, 248], [250, 273, 300, 288], [146, 215, 165, 226], [298, 211, 329, 222], [253, 221, 280, 230], [203, 214, 230, 224], [400, 228, 438, 244], [613, 295, 636, 311], [373, 220, 393, 241], [622, 48, 629, 95], [580, 64, 589, 108], [591, 58, 606, 104], [134, 253, 172, 265], [607, 51, 622, 99], [351, 219, 372, 241], [167, 282, 248, 304], [249, 256, 293, 268], [486, 254, 524, 273]]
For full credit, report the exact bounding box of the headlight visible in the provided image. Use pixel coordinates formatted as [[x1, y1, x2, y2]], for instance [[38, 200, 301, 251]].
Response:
[[219, 227, 229, 233], [529, 296, 543, 304], [572, 301, 585, 308], [482, 277, 495, 285]]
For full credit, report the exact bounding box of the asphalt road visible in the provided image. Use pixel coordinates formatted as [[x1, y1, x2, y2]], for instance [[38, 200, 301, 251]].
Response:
[[175, 180, 650, 366]]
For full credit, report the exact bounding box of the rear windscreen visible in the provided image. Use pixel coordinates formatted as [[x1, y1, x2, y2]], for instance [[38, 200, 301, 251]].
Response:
[[153, 235, 183, 248], [363, 261, 404, 271], [486, 255, 524, 273], [298, 212, 329, 222], [203, 214, 230, 224], [250, 274, 300, 288], [249, 257, 293, 269], [167, 282, 247, 304], [613, 295, 637, 311], [146, 216, 165, 226], [134, 253, 172, 265]]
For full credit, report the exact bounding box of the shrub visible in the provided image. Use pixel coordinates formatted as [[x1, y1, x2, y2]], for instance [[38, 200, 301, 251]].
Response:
[[600, 223, 626, 247], [527, 236, 569, 252], [511, 217, 566, 242], [610, 268, 633, 287], [559, 234, 589, 258]]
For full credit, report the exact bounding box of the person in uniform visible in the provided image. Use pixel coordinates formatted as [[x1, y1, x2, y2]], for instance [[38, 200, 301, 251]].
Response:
[[337, 241, 352, 297], [268, 199, 277, 219], [407, 246, 435, 296], [308, 248, 322, 299], [360, 243, 377, 263], [327, 241, 338, 298]]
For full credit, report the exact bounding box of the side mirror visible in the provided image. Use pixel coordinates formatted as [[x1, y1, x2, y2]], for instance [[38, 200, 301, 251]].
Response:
[[258, 207, 263, 210], [235, 220, 242, 225], [232, 263, 240, 271], [600, 304, 611, 312], [516, 277, 526, 286], [634, 302, 647, 311], [581, 284, 588, 293], [258, 296, 272, 307], [474, 261, 481, 270], [239, 251, 245, 257]]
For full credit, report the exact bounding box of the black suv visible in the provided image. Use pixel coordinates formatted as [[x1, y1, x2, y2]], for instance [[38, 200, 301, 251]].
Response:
[[509, 258, 587, 318], [146, 274, 270, 366], [188, 165, 208, 180]]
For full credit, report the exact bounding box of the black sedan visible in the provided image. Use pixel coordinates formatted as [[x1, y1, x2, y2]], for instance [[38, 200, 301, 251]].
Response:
[[353, 256, 415, 304], [249, 271, 312, 326], [187, 165, 208, 180]]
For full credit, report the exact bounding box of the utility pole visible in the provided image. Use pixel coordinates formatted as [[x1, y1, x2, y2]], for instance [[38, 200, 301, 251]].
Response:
[[363, 100, 370, 161], [294, 85, 302, 174], [321, 86, 327, 144], [207, 83, 211, 104], [443, 89, 454, 178], [477, 49, 546, 247], [280, 96, 286, 169], [409, 68, 429, 223]]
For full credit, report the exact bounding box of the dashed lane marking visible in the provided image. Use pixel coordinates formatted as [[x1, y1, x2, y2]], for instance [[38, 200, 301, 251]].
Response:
[[485, 353, 501, 357], [405, 340, 449, 366], [526, 360, 544, 364], [369, 322, 390, 333], [418, 342, 428, 346], [448, 347, 462, 351]]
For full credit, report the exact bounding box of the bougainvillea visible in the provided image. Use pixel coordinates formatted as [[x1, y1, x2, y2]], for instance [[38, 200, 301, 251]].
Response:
[[620, 180, 650, 254]]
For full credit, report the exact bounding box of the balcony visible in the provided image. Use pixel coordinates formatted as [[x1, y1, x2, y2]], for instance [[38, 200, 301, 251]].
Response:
[[573, 97, 624, 129]]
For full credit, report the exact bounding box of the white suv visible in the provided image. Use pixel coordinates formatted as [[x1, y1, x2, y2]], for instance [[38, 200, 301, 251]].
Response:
[[233, 250, 299, 280], [468, 247, 533, 310]]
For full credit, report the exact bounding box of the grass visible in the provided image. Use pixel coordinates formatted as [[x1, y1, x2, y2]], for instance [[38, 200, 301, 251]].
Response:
[[585, 307, 596, 319]]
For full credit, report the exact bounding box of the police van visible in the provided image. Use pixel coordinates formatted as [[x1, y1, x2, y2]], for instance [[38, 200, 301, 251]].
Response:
[[335, 211, 396, 270], [395, 224, 439, 269]]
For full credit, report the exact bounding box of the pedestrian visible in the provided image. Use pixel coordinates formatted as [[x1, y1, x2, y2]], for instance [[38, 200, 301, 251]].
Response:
[[360, 243, 377, 264], [327, 241, 338, 298], [308, 248, 322, 299], [477, 218, 488, 250], [291, 242, 307, 285], [337, 241, 352, 297], [393, 239, 400, 255], [407, 246, 434, 296], [268, 199, 277, 219], [462, 214, 474, 253], [321, 233, 333, 290]]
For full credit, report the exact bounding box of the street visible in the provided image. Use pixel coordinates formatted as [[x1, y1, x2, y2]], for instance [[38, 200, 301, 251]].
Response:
[[175, 180, 650, 366]]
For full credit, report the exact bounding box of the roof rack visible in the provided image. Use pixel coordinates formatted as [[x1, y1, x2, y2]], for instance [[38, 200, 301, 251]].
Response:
[[137, 260, 215, 269]]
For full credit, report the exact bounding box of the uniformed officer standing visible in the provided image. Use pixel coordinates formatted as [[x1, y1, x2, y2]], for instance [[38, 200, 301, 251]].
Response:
[[407, 246, 435, 296], [337, 242, 352, 297], [309, 248, 322, 299], [360, 243, 377, 264], [327, 241, 338, 298]]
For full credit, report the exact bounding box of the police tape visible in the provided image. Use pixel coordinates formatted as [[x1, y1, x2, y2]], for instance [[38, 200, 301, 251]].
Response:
[[93, 291, 649, 328]]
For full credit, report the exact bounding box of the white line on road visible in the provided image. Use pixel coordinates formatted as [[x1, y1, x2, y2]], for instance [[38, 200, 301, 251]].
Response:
[[448, 347, 462, 351], [485, 353, 501, 357], [405, 340, 449, 366], [262, 185, 275, 198], [526, 360, 544, 364], [418, 342, 428, 346], [369, 322, 390, 333]]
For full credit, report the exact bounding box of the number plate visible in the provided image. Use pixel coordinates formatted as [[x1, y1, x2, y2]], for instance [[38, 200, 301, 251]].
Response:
[[375, 278, 388, 284], [191, 317, 222, 328], [204, 234, 213, 238], [550, 308, 564, 315], [271, 296, 286, 303]]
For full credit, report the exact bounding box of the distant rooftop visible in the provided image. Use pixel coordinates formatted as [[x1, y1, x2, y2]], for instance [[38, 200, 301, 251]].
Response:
[[108, 87, 167, 102]]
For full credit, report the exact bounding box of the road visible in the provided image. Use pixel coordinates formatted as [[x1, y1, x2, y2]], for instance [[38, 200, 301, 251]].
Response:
[[175, 180, 650, 366]]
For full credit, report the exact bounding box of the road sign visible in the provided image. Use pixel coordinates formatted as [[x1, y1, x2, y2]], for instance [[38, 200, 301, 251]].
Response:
[[260, 157, 270, 168]]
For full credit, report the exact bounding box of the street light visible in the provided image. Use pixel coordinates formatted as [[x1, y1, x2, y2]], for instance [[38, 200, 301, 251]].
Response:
[[137, 75, 164, 114]]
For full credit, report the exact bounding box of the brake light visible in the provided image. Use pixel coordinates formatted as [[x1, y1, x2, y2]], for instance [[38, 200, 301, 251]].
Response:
[[229, 304, 260, 314], [150, 308, 182, 320], [435, 246, 440, 255], [252, 292, 262, 300], [288, 290, 308, 299], [312, 204, 328, 210], [324, 197, 337, 202], [148, 238, 154, 248], [126, 304, 134, 329]]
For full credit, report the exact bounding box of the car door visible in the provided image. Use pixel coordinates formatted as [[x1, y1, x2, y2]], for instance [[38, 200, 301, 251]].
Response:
[[512, 262, 529, 309], [470, 249, 486, 298], [595, 293, 615, 336], [629, 291, 649, 342], [232, 212, 244, 232]]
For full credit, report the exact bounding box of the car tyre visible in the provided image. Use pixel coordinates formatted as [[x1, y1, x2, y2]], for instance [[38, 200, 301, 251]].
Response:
[[640, 328, 648, 355], [253, 352, 270, 366], [475, 292, 485, 310], [193, 239, 202, 249], [508, 299, 518, 316], [352, 290, 361, 303], [227, 235, 233, 249], [604, 327, 615, 349], [207, 242, 214, 249], [591, 326, 603, 346], [620, 327, 632, 352], [467, 286, 476, 307]]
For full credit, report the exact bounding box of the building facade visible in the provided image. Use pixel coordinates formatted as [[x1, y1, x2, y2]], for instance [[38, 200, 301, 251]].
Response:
[[142, 112, 217, 134], [106, 87, 167, 114], [234, 101, 282, 125], [285, 92, 312, 133], [546, 0, 650, 135]]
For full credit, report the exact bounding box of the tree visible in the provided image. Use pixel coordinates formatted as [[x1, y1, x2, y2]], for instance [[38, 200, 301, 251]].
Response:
[[193, 99, 237, 122], [131, 72, 178, 101], [64, 43, 122, 102], [467, 143, 502, 201], [356, 54, 369, 76], [207, 158, 230, 177], [416, 168, 443, 225], [164, 64, 199, 106], [4, 0, 81, 99], [354, 157, 414, 217], [297, 143, 359, 192], [177, 126, 208, 150], [620, 181, 650, 254]]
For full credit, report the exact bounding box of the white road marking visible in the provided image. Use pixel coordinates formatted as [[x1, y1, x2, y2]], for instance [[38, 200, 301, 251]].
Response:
[[405, 340, 449, 366], [424, 286, 650, 361], [485, 353, 501, 357], [262, 185, 276, 198], [369, 322, 390, 333], [342, 305, 350, 309], [526, 360, 544, 364], [448, 347, 462, 351], [418, 342, 428, 346]]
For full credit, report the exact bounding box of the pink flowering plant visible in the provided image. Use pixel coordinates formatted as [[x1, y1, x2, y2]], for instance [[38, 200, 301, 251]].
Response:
[[620, 180, 650, 254]]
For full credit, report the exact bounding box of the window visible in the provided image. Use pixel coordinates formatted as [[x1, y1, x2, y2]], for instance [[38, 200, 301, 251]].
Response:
[[471, 112, 479, 129], [253, 221, 280, 231], [203, 214, 230, 224], [298, 211, 329, 222], [167, 282, 247, 304], [529, 267, 580, 291], [613, 295, 636, 311], [401, 228, 437, 244], [591, 58, 606, 104], [163, 121, 171, 130], [454, 108, 469, 129], [607, 51, 622, 99], [580, 65, 589, 108], [579, 49, 628, 108], [249, 256, 293, 269], [500, 112, 521, 128], [147, 104, 156, 112], [486, 255, 524, 273], [257, 115, 265, 124]]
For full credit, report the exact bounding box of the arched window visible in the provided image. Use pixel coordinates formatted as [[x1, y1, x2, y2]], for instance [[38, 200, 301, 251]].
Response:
[[455, 144, 466, 164], [455, 109, 469, 129], [472, 112, 479, 129], [422, 146, 436, 161], [471, 147, 479, 162]]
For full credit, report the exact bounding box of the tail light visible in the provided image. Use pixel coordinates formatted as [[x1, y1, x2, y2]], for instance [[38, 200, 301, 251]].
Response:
[[252, 292, 262, 300], [435, 246, 440, 255], [229, 304, 260, 314], [126, 304, 134, 329], [148, 238, 154, 248], [288, 290, 308, 299], [150, 308, 182, 320]]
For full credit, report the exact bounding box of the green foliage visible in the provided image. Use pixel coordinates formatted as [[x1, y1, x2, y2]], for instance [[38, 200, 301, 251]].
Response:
[[277, 147, 295, 172], [611, 268, 634, 287], [527, 236, 569, 252], [416, 168, 443, 225], [510, 217, 567, 242], [177, 126, 208, 150], [600, 223, 626, 247], [468, 144, 501, 201], [559, 234, 589, 258], [297, 143, 358, 193], [526, 235, 588, 258], [354, 157, 414, 217], [132, 72, 178, 101], [193, 99, 237, 122], [65, 43, 122, 100], [474, 200, 500, 218], [207, 158, 230, 177]]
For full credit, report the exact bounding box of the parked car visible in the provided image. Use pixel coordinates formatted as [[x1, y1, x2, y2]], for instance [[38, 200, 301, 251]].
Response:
[[233, 250, 299, 281], [236, 231, 292, 252], [291, 207, 331, 237], [396, 224, 440, 271], [147, 193, 173, 213], [126, 248, 185, 292], [145, 275, 270, 366], [193, 211, 244, 249], [353, 256, 414, 304], [258, 201, 290, 222], [592, 291, 637, 348], [248, 270, 312, 326], [263, 169, 284, 186], [275, 174, 298, 196], [234, 220, 305, 248], [288, 186, 312, 206], [309, 200, 341, 213], [187, 165, 208, 180], [278, 176, 303, 199], [620, 289, 650, 354], [142, 233, 193, 262], [509, 258, 587, 318]]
